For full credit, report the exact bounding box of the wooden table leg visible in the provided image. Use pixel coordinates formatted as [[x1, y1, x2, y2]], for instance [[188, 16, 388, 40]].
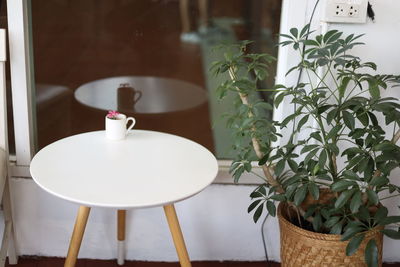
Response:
[[64, 206, 91, 267], [117, 210, 126, 265], [163, 204, 191, 267]]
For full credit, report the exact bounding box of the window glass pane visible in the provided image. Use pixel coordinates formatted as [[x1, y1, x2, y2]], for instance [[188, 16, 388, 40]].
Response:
[[31, 0, 281, 159], [0, 2, 15, 155]]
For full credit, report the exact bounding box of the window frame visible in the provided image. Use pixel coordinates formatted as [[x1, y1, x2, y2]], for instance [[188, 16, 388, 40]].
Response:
[[6, 0, 309, 184], [7, 0, 36, 176]]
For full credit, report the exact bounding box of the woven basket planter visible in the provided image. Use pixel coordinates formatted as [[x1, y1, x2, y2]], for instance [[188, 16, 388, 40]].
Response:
[[278, 202, 383, 267]]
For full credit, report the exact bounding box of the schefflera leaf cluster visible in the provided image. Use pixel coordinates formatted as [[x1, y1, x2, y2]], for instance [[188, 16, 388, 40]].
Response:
[[211, 24, 400, 267]]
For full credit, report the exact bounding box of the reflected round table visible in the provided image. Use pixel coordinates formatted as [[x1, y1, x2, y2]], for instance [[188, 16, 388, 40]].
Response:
[[74, 76, 208, 114], [30, 130, 218, 267]]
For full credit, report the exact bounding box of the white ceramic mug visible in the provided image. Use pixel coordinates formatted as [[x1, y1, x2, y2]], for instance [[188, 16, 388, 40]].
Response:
[[105, 114, 136, 140]]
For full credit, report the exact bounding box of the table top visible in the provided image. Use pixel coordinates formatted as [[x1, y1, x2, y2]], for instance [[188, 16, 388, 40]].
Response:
[[30, 130, 218, 208], [74, 76, 208, 114]]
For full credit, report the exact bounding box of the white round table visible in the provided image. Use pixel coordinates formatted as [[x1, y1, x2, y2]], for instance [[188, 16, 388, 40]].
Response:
[[30, 130, 218, 267], [74, 76, 208, 114]]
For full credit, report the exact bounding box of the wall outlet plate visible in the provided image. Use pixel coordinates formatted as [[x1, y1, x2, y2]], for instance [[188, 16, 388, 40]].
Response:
[[322, 0, 368, 24]]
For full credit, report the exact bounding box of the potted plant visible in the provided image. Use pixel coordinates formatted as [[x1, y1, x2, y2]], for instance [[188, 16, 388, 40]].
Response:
[[211, 24, 400, 267]]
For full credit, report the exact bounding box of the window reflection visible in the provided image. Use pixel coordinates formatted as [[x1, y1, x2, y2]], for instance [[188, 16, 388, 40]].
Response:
[[30, 0, 281, 159]]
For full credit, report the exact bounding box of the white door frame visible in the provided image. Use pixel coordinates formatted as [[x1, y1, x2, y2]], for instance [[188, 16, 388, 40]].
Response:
[[7, 0, 36, 177]]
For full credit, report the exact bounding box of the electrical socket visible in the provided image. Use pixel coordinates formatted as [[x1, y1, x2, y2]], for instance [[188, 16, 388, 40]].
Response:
[[322, 0, 368, 24], [334, 4, 348, 17]]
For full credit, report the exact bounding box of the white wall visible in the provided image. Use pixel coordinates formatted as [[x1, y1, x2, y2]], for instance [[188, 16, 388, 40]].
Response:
[[276, 0, 400, 262], [6, 178, 281, 261]]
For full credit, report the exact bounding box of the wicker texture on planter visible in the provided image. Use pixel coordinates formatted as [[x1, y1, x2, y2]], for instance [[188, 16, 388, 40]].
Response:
[[278, 203, 383, 267]]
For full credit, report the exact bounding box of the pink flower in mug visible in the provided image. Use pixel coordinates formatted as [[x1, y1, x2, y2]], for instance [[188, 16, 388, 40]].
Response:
[[107, 110, 120, 119]]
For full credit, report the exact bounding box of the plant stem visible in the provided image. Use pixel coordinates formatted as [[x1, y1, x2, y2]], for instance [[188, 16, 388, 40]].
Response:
[[392, 129, 400, 144], [362, 128, 400, 204], [256, 89, 285, 92], [380, 193, 400, 201], [250, 171, 268, 182], [227, 66, 282, 191]]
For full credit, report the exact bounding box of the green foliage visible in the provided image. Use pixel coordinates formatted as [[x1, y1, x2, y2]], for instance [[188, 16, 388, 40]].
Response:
[[211, 24, 400, 266]]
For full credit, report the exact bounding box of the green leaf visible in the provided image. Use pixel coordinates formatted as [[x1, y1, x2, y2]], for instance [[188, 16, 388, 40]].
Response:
[[347, 155, 364, 170], [331, 180, 356, 192], [304, 204, 317, 218], [304, 148, 319, 165], [250, 191, 264, 198], [280, 33, 294, 40], [378, 216, 400, 226], [301, 144, 319, 154], [365, 239, 378, 267], [346, 233, 365, 256], [233, 166, 244, 183], [294, 185, 308, 206], [281, 114, 297, 128], [253, 203, 264, 223], [255, 68, 267, 80], [312, 212, 322, 231], [327, 143, 339, 155], [326, 125, 342, 141], [326, 108, 337, 125], [297, 115, 309, 131], [259, 153, 269, 166], [274, 159, 286, 176], [330, 221, 343, 234], [274, 92, 285, 108], [368, 112, 379, 127], [350, 191, 362, 213], [258, 186, 266, 196], [323, 29, 341, 43], [358, 206, 371, 222], [381, 229, 400, 239], [342, 147, 364, 157], [325, 216, 340, 228], [321, 209, 330, 220], [317, 105, 333, 115], [335, 189, 355, 209], [244, 162, 252, 172], [287, 159, 298, 171], [273, 84, 286, 90], [356, 110, 369, 127], [343, 170, 360, 180], [366, 189, 379, 205], [341, 225, 363, 241], [312, 164, 319, 175], [289, 27, 299, 38], [373, 143, 398, 152], [248, 200, 262, 213], [368, 80, 380, 99], [310, 132, 323, 143], [299, 24, 310, 37], [285, 65, 299, 76], [266, 201, 276, 217], [339, 77, 351, 98], [318, 149, 327, 168], [369, 176, 389, 187], [254, 101, 273, 110], [303, 39, 319, 46], [270, 194, 286, 201], [373, 206, 388, 224], [308, 183, 319, 200], [342, 110, 355, 130]]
